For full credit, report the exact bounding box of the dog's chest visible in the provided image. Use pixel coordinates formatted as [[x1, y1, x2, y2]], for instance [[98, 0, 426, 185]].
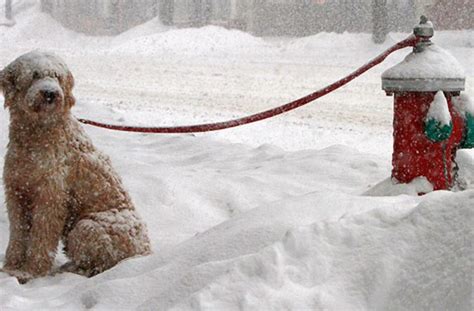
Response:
[[5, 142, 72, 186]]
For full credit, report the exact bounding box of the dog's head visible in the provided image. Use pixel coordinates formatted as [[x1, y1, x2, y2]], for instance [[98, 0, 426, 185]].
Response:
[[0, 51, 75, 120]]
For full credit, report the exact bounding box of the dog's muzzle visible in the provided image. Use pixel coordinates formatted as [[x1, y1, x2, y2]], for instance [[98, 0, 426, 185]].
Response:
[[26, 77, 64, 112]]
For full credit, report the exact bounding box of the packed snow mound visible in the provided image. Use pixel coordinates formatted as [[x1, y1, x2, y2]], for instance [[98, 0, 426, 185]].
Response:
[[171, 190, 472, 311], [111, 25, 268, 56], [113, 16, 168, 43], [0, 4, 104, 51], [426, 91, 452, 125], [284, 32, 375, 54], [0, 1, 169, 53], [364, 176, 434, 196], [0, 2, 265, 57], [456, 150, 474, 189]]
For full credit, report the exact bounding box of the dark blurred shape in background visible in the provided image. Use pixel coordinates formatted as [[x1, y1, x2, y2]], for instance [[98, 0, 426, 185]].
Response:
[[35, 0, 473, 36]]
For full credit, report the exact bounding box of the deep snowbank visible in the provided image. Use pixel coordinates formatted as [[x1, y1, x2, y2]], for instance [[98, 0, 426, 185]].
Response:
[[1, 182, 470, 310], [172, 191, 472, 311]]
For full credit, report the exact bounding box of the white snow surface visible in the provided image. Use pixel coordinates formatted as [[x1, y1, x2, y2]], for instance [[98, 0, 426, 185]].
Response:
[[426, 91, 452, 125], [0, 3, 473, 311], [454, 93, 474, 116], [364, 176, 434, 197], [382, 44, 466, 80]]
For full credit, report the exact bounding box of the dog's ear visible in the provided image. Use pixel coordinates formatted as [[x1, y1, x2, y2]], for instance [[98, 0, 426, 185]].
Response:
[[1, 68, 15, 109], [64, 71, 75, 108]]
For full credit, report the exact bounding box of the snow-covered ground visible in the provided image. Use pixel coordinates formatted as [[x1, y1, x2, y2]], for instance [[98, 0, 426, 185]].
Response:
[[0, 2, 473, 310]]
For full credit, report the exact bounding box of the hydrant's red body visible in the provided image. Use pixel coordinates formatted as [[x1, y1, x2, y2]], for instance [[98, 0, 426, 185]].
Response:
[[382, 18, 468, 191], [391, 92, 464, 190]]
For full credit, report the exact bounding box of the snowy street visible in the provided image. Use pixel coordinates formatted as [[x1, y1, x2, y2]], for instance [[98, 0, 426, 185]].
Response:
[[0, 2, 473, 310]]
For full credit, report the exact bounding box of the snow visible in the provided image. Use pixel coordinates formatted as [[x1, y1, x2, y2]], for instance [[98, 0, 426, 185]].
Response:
[[364, 176, 434, 197], [382, 44, 465, 80], [0, 18, 15, 27], [381, 43, 466, 92], [170, 191, 472, 311], [0, 2, 473, 311], [454, 93, 474, 116], [425, 91, 452, 125], [111, 26, 268, 57]]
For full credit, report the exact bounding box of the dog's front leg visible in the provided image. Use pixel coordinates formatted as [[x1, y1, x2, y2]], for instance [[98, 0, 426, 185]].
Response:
[[3, 192, 30, 272], [20, 187, 67, 282]]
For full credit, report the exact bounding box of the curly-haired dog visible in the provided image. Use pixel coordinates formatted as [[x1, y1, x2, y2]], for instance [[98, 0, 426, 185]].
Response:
[[0, 51, 151, 283]]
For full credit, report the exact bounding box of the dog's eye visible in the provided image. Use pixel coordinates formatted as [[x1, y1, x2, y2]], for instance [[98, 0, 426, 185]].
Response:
[[49, 72, 60, 81], [32, 71, 40, 79]]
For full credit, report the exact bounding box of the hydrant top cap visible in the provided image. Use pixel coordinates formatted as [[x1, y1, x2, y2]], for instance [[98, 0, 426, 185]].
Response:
[[414, 15, 434, 38], [382, 44, 465, 92]]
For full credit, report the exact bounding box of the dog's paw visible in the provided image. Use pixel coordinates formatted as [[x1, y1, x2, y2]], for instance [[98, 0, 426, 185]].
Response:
[[58, 262, 90, 277], [0, 264, 16, 274], [1, 267, 33, 284]]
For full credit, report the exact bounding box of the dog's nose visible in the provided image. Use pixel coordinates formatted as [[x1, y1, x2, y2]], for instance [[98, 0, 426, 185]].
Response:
[[42, 90, 58, 104]]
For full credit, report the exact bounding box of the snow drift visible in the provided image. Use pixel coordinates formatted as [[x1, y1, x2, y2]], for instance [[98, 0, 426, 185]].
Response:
[[171, 191, 472, 311]]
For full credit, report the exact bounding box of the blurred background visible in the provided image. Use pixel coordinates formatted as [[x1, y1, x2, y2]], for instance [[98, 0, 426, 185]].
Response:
[[3, 0, 472, 38]]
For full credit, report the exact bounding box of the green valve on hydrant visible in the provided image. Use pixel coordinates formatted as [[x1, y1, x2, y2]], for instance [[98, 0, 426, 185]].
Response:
[[456, 95, 474, 149]]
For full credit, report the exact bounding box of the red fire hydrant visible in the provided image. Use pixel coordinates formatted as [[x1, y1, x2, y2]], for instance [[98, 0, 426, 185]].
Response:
[[382, 16, 472, 191]]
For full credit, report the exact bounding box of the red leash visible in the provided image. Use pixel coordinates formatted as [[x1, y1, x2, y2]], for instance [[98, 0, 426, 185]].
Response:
[[78, 35, 420, 134]]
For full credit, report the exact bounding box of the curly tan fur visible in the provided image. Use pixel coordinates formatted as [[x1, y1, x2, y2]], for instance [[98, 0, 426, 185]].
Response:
[[0, 51, 151, 283]]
